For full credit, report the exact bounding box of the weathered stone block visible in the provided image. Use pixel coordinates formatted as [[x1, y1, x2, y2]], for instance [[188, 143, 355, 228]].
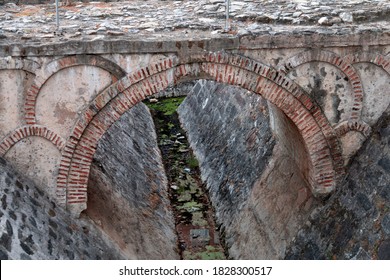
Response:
[[382, 213, 390, 235], [0, 248, 8, 260], [285, 106, 390, 259], [379, 156, 390, 172], [20, 242, 34, 255], [0, 233, 11, 252], [378, 239, 390, 260]]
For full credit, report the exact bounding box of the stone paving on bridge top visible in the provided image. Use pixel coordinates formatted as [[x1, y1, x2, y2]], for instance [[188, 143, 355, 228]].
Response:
[[1, 0, 390, 45]]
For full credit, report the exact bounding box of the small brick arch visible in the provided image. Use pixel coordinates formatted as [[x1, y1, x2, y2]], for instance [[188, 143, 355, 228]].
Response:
[[334, 120, 372, 138], [24, 55, 126, 125], [278, 50, 365, 123], [57, 53, 344, 215], [337, 51, 390, 136], [0, 125, 65, 156], [343, 51, 390, 76], [0, 57, 40, 73]]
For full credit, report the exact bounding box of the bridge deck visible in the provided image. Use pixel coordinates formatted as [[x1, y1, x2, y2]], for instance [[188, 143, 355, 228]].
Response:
[[1, 0, 390, 56]]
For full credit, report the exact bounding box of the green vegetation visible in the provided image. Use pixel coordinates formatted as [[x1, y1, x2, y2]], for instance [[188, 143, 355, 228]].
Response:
[[146, 97, 186, 116], [167, 122, 175, 129], [183, 245, 225, 260], [175, 174, 204, 203], [177, 191, 192, 202], [187, 155, 199, 168], [148, 95, 226, 260], [177, 201, 203, 212], [192, 211, 208, 227]]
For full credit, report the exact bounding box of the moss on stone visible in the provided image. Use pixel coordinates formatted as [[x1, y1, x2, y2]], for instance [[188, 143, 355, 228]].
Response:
[[183, 245, 225, 260], [146, 97, 186, 116]]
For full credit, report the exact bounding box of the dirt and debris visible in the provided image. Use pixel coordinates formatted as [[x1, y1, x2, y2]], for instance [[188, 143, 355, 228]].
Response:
[[147, 97, 226, 260]]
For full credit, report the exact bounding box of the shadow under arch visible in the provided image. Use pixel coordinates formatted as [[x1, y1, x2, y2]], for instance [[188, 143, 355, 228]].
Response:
[[56, 52, 344, 216]]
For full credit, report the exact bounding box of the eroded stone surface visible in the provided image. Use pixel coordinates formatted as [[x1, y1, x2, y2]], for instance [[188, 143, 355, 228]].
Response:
[[285, 105, 390, 260], [0, 0, 390, 260], [178, 80, 316, 259], [178, 81, 276, 226], [1, 0, 390, 49], [4, 137, 61, 200], [0, 156, 124, 260], [88, 102, 179, 259], [0, 70, 33, 139], [36, 65, 113, 139]]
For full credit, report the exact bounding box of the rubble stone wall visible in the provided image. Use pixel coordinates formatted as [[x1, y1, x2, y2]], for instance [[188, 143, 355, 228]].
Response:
[[285, 105, 390, 260], [0, 157, 124, 260]]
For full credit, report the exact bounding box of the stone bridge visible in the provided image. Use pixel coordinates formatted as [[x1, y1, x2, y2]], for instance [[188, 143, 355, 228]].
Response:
[[1, 1, 390, 217]]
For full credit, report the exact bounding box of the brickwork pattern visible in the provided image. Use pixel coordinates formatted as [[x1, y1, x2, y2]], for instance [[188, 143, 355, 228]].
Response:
[[0, 125, 65, 156], [24, 55, 126, 125], [286, 105, 390, 260], [278, 49, 390, 137], [279, 50, 365, 122], [58, 52, 343, 215], [1, 49, 389, 216]]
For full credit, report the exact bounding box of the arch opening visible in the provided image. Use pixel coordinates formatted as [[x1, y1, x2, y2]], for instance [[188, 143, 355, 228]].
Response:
[[84, 79, 317, 259], [57, 53, 342, 216]]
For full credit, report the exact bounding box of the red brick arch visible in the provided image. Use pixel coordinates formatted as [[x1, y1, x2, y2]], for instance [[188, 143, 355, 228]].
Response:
[[0, 59, 65, 156], [335, 51, 390, 137], [343, 51, 390, 74], [334, 120, 372, 137], [57, 53, 344, 216], [0, 125, 65, 156], [278, 50, 365, 123], [24, 55, 126, 125]]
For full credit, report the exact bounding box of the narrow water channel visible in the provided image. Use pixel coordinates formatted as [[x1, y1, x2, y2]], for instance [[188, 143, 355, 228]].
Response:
[[147, 97, 227, 260]]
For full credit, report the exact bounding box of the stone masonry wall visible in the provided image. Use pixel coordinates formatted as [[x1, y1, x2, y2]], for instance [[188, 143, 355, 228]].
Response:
[[178, 80, 317, 259], [0, 157, 124, 260], [178, 80, 276, 232], [285, 105, 390, 260], [226, 103, 319, 259], [87, 103, 179, 259]]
